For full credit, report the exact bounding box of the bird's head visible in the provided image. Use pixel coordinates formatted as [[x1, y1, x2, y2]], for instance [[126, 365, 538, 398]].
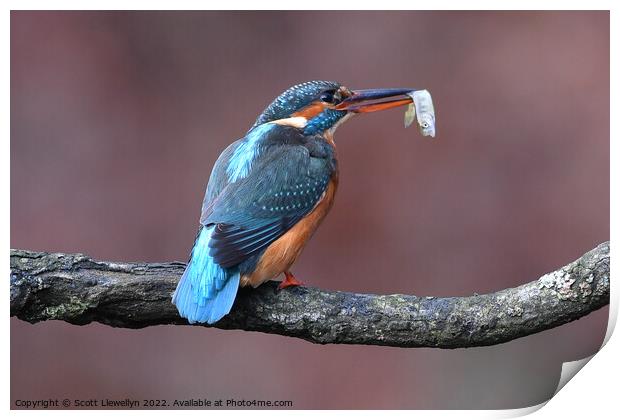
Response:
[[252, 80, 415, 136]]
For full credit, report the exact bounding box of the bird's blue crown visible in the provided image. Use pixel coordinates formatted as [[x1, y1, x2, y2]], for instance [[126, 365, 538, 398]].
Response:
[[252, 81, 347, 135]]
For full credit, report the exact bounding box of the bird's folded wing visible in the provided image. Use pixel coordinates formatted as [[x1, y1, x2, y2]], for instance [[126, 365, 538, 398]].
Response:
[[201, 144, 334, 268]]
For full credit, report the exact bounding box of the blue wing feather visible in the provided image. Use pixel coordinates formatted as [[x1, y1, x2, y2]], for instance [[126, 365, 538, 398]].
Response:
[[202, 126, 336, 270]]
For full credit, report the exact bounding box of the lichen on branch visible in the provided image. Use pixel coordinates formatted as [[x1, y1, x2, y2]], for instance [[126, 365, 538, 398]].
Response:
[[10, 242, 610, 348]]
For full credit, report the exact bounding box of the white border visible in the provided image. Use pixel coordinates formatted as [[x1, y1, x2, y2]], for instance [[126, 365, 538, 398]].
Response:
[[4, 2, 616, 419]]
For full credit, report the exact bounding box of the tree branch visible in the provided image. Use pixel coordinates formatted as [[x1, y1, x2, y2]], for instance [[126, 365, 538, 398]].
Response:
[[10, 242, 609, 348]]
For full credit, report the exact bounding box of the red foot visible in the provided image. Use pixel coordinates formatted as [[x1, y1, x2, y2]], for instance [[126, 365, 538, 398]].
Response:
[[278, 271, 304, 290]]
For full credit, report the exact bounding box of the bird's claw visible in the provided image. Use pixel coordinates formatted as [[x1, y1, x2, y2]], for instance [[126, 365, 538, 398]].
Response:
[[278, 271, 304, 290]]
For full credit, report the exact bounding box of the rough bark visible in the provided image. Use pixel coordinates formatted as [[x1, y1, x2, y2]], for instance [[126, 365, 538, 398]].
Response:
[[10, 242, 609, 348]]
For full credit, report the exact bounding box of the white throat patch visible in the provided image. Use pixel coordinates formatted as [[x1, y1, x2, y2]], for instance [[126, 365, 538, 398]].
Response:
[[270, 116, 308, 129]]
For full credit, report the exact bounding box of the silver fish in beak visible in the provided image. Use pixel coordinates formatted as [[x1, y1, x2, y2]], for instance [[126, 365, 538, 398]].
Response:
[[404, 89, 436, 138]]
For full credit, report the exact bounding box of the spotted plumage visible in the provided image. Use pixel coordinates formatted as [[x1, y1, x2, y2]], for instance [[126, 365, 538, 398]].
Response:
[[202, 124, 336, 270]]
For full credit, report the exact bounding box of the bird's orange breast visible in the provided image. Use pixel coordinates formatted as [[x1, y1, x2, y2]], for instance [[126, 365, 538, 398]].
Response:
[[240, 175, 339, 288]]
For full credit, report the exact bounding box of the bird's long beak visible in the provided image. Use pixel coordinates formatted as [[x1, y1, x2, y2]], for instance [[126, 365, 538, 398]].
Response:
[[335, 88, 414, 113]]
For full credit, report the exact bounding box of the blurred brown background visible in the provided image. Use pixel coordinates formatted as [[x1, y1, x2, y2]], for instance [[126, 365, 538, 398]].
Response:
[[11, 11, 609, 409]]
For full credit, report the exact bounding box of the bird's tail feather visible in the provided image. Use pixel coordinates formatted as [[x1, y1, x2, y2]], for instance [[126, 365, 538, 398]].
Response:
[[172, 226, 240, 324]]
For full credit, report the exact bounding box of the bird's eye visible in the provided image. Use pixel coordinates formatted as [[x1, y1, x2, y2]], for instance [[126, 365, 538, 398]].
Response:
[[320, 90, 342, 105], [320, 91, 335, 103]]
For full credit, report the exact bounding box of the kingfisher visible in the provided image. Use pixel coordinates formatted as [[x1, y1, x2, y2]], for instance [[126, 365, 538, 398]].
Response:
[[172, 80, 416, 324]]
